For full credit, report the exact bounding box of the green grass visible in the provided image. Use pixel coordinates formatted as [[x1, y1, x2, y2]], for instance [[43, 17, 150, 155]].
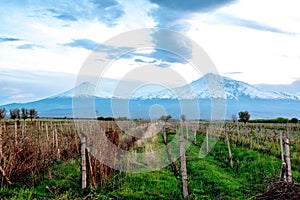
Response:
[[186, 140, 281, 199], [0, 132, 298, 199], [0, 159, 83, 199], [107, 169, 182, 199]]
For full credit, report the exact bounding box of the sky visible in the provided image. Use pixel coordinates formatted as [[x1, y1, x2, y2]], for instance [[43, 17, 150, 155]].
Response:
[[1, 0, 300, 104]]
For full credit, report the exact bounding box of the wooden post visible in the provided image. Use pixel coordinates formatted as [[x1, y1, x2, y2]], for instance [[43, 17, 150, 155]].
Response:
[[81, 136, 87, 188], [4, 121, 7, 131], [225, 128, 233, 168], [21, 122, 24, 139], [41, 122, 44, 132], [193, 130, 197, 144], [279, 131, 286, 181], [52, 124, 55, 148], [180, 124, 189, 199], [205, 129, 209, 152], [38, 121, 41, 131], [186, 124, 189, 140], [14, 121, 18, 145], [284, 133, 292, 183], [249, 133, 253, 150], [163, 123, 167, 145], [163, 124, 179, 177], [255, 125, 259, 146], [55, 125, 60, 159], [87, 149, 95, 188], [0, 122, 2, 157], [45, 123, 49, 142], [236, 123, 240, 145]]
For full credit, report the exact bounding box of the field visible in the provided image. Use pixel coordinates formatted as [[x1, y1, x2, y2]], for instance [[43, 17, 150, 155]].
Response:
[[0, 119, 299, 199]]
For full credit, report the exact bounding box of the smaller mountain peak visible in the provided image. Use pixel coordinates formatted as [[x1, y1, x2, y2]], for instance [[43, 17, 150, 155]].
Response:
[[73, 81, 96, 97], [75, 81, 95, 88], [203, 73, 220, 78], [52, 81, 96, 98]]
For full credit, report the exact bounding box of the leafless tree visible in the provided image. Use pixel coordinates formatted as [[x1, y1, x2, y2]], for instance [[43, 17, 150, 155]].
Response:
[[0, 108, 6, 120], [10, 108, 20, 120], [0, 108, 6, 157], [29, 108, 38, 121], [21, 108, 29, 121]]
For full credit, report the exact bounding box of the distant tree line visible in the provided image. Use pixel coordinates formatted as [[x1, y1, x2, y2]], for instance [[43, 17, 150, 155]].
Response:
[[97, 116, 115, 121], [249, 117, 298, 124], [0, 108, 38, 121], [233, 111, 298, 124], [97, 116, 142, 121]]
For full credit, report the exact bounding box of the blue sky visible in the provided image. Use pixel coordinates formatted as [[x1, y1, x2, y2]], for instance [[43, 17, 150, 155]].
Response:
[[1, 0, 300, 104]]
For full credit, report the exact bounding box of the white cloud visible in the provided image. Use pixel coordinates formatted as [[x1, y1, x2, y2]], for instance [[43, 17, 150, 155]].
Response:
[[118, 0, 157, 29], [0, 0, 158, 76], [10, 93, 34, 100], [1, 0, 300, 104], [185, 0, 300, 84], [102, 56, 199, 87], [218, 0, 300, 34]]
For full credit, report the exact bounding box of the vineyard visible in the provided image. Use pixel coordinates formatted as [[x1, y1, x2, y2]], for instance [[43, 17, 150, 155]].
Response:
[[0, 119, 300, 199]]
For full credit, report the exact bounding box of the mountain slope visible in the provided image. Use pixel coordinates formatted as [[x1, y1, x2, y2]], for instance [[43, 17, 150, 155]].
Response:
[[52, 76, 170, 99], [134, 73, 300, 100], [1, 73, 300, 119], [53, 80, 115, 98]]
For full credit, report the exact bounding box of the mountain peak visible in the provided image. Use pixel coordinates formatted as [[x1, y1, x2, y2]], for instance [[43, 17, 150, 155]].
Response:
[[53, 81, 96, 98], [134, 73, 300, 100], [74, 82, 96, 97], [77, 81, 95, 87], [51, 75, 300, 101]]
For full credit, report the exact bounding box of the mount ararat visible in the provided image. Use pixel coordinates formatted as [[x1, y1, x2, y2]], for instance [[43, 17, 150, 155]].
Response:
[[1, 73, 299, 119]]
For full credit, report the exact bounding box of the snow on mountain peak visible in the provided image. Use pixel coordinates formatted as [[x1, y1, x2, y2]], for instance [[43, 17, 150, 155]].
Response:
[[53, 82, 97, 98], [52, 74, 300, 100], [132, 73, 300, 100]]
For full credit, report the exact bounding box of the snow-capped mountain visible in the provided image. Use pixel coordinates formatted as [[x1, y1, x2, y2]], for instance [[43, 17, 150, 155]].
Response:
[[53, 79, 172, 99], [51, 73, 300, 100], [1, 73, 300, 119], [53, 81, 113, 98], [134, 73, 300, 100]]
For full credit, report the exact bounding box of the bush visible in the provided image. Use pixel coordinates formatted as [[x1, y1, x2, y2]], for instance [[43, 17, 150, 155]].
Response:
[[276, 117, 289, 123], [250, 117, 290, 123], [238, 111, 250, 123], [97, 116, 115, 121], [290, 118, 298, 124]]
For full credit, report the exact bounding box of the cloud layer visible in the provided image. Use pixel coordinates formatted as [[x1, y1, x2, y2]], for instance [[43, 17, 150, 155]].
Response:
[[1, 0, 300, 103]]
